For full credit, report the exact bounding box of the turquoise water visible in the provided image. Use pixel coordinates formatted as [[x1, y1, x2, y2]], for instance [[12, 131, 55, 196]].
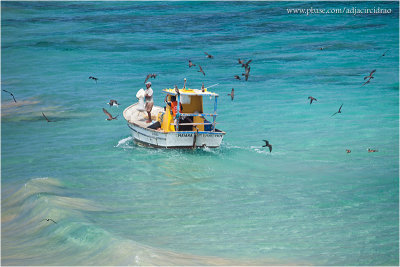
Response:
[[1, 1, 399, 265]]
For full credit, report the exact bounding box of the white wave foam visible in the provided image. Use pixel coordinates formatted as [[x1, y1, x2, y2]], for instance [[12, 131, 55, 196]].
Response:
[[201, 146, 212, 152], [250, 146, 275, 155], [115, 136, 133, 148], [253, 147, 271, 155]]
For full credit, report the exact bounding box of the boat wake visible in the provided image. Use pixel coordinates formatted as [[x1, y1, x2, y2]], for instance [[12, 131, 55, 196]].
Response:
[[223, 143, 276, 156], [201, 146, 213, 152], [251, 146, 273, 155], [115, 136, 133, 149]]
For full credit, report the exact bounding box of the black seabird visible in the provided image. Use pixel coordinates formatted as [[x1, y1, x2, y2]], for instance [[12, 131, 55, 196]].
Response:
[[308, 96, 317, 105], [204, 52, 214, 59], [42, 112, 53, 122], [198, 65, 205, 76], [89, 76, 98, 83], [41, 218, 57, 224], [262, 140, 272, 153], [2, 89, 17, 103], [331, 104, 343, 117], [227, 88, 234, 101]]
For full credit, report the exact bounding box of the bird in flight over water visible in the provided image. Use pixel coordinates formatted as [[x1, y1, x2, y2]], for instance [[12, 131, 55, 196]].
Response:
[[308, 96, 317, 105], [364, 69, 376, 80], [42, 112, 53, 122], [198, 65, 205, 76], [89, 76, 98, 83], [107, 99, 120, 107], [41, 218, 57, 224], [2, 89, 17, 103], [144, 73, 157, 84], [204, 52, 214, 59], [242, 66, 250, 81], [241, 59, 252, 69], [331, 104, 343, 117], [188, 60, 196, 68], [362, 70, 376, 87], [378, 50, 389, 60], [227, 88, 234, 101], [262, 140, 272, 153], [103, 108, 118, 120]]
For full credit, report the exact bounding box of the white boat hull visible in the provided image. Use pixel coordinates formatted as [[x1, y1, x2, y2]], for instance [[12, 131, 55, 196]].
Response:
[[123, 102, 225, 148], [127, 122, 224, 148]]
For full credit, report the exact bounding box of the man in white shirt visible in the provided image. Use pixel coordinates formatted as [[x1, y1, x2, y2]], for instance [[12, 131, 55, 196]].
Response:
[[144, 82, 154, 123]]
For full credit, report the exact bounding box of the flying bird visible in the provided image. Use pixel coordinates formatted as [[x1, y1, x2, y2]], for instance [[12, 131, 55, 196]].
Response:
[[188, 60, 196, 68], [198, 65, 205, 76], [42, 112, 53, 122], [102, 108, 118, 120], [89, 76, 98, 83], [107, 99, 120, 107], [378, 50, 389, 59], [262, 140, 272, 153], [364, 69, 376, 80], [41, 218, 57, 224], [362, 70, 376, 87], [144, 73, 157, 84], [331, 104, 343, 117], [241, 59, 252, 69], [361, 79, 371, 87], [2, 89, 17, 102], [242, 66, 250, 81], [227, 88, 234, 101], [234, 75, 241, 80], [204, 52, 214, 59], [308, 96, 317, 105]]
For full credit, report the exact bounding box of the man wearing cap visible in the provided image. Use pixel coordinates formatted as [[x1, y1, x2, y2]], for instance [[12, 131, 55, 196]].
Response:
[[144, 82, 154, 123]]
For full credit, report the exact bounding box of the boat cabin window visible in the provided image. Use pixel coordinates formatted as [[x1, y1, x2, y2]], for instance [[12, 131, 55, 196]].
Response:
[[180, 95, 191, 104], [181, 95, 203, 114]]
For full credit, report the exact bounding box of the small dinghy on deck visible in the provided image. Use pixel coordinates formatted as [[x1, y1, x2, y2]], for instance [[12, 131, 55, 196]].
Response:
[[123, 83, 225, 148]]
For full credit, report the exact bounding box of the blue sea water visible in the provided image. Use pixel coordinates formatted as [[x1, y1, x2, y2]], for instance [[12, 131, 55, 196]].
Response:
[[1, 1, 399, 265]]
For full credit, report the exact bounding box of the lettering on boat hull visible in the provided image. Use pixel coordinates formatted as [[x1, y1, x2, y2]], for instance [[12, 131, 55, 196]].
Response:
[[127, 123, 225, 148]]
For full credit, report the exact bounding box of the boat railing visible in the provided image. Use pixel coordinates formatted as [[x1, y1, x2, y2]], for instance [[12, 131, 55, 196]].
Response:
[[176, 113, 217, 117], [175, 93, 219, 132], [174, 112, 218, 131], [170, 122, 217, 126]]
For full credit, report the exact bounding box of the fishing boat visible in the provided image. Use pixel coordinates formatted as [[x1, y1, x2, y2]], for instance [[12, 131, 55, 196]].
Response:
[[123, 82, 226, 148]]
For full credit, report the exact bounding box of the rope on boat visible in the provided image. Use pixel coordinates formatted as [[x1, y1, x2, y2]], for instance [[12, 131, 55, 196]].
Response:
[[206, 83, 219, 89]]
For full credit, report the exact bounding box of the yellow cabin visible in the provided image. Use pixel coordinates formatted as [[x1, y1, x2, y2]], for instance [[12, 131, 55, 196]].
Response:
[[157, 87, 219, 133]]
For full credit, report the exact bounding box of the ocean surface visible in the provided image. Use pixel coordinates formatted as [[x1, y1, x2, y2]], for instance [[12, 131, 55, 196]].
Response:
[[1, 1, 399, 265]]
